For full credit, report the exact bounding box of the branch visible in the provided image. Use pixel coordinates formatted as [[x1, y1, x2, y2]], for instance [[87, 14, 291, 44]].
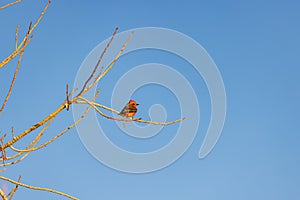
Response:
[[0, 0, 51, 68], [0, 176, 78, 200], [1, 119, 53, 162], [0, 26, 182, 156], [8, 90, 100, 153], [0, 28, 131, 152], [7, 175, 21, 200], [15, 25, 20, 50], [1, 130, 42, 167], [131, 116, 185, 126], [0, 103, 65, 152], [65, 84, 70, 111], [85, 31, 134, 92], [0, 189, 7, 200], [77, 97, 185, 126], [0, 0, 21, 10], [0, 134, 7, 168], [0, 42, 26, 114], [76, 27, 119, 97], [78, 97, 122, 121], [0, 1, 50, 114]]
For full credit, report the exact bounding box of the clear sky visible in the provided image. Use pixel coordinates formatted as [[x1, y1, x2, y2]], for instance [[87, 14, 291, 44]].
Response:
[[0, 0, 299, 199]]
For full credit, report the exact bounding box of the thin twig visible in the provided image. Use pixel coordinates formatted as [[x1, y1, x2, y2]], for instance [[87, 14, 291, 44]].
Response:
[[0, 21, 32, 68], [65, 84, 70, 111], [0, 47, 25, 114], [0, 134, 7, 164], [77, 97, 185, 125], [0, 21, 34, 114], [15, 25, 20, 50], [78, 97, 122, 121], [85, 31, 134, 92], [0, 0, 21, 10], [7, 175, 21, 200], [11, 127, 14, 138], [0, 176, 78, 200], [76, 99, 119, 115], [77, 27, 118, 97], [0, 0, 50, 68]]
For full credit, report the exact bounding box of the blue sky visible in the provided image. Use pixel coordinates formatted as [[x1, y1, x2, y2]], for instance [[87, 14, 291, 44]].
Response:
[[0, 0, 299, 199]]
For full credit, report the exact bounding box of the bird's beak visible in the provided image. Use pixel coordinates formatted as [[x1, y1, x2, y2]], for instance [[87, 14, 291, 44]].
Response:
[[136, 103, 139, 106]]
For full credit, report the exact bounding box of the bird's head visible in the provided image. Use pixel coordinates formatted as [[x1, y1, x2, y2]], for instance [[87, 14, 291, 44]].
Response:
[[128, 100, 139, 107]]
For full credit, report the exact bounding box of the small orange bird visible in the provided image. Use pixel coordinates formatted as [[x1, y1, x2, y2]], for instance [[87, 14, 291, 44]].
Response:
[[119, 100, 139, 118]]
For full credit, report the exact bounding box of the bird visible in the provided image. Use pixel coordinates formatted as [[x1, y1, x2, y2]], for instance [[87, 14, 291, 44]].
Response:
[[119, 100, 139, 118]]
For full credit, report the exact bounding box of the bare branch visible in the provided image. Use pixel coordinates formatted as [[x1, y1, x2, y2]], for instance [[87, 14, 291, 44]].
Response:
[[0, 1, 50, 68], [0, 103, 65, 152], [0, 176, 78, 200], [1, 129, 43, 167], [9, 90, 100, 153], [77, 97, 185, 126], [65, 84, 70, 111], [0, 47, 25, 114], [0, 189, 8, 200], [78, 97, 123, 121], [15, 25, 20, 50], [77, 27, 119, 97], [0, 14, 184, 198], [11, 127, 14, 138], [131, 117, 185, 126], [0, 0, 21, 10], [0, 28, 135, 152], [0, 134, 7, 165], [2, 117, 55, 162], [85, 31, 134, 92], [7, 175, 21, 200]]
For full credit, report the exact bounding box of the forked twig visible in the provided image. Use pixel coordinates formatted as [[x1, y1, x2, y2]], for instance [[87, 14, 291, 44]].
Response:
[[8, 90, 100, 153], [1, 117, 55, 162], [86, 31, 134, 92], [0, 1, 51, 68], [77, 27, 119, 97], [7, 175, 21, 200], [0, 45, 26, 114]]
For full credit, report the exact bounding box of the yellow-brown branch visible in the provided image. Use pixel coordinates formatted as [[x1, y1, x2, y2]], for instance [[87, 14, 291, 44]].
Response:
[[77, 97, 185, 126], [7, 175, 21, 200], [0, 176, 78, 200], [0, 0, 21, 10], [0, 189, 7, 200], [0, 103, 67, 151], [0, 46, 25, 114], [8, 90, 100, 153], [1, 119, 53, 162], [0, 1, 50, 68]]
